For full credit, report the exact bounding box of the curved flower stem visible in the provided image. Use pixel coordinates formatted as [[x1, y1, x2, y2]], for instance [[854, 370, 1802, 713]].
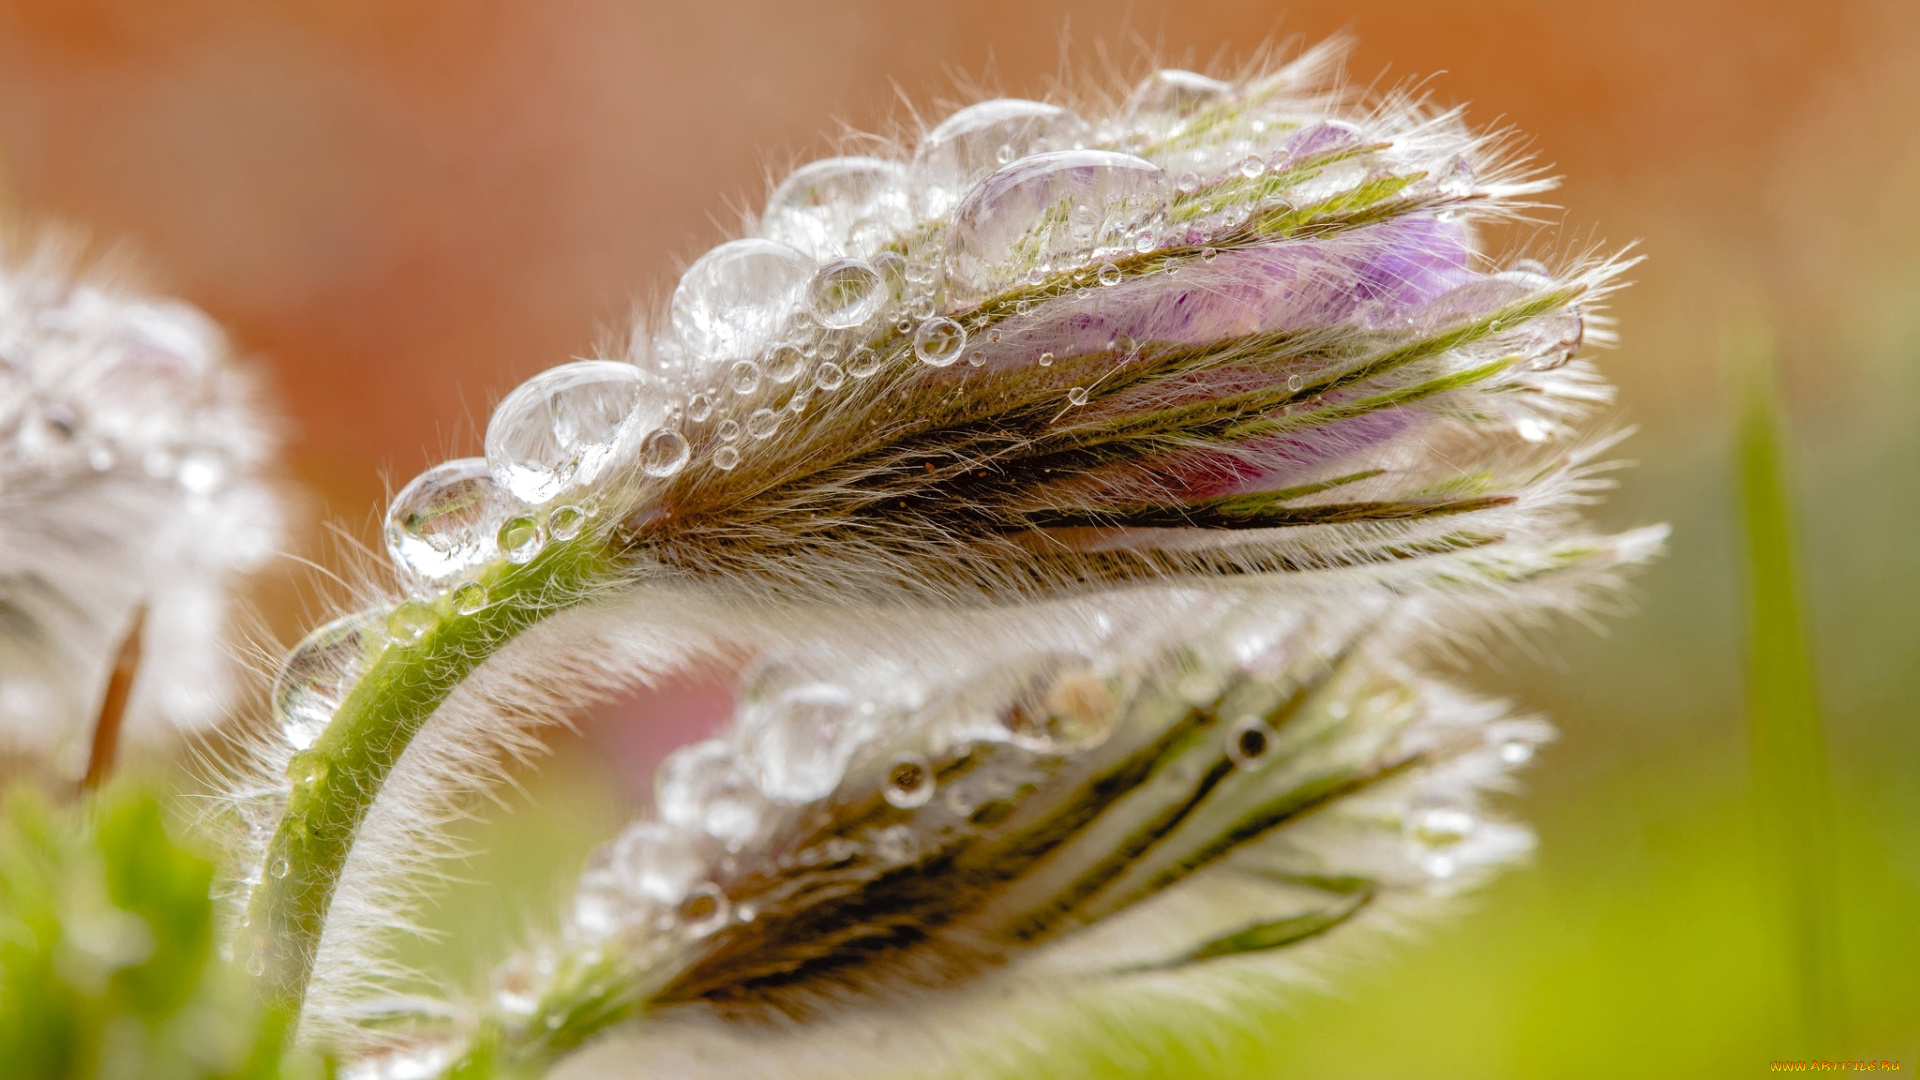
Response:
[[244, 532, 621, 1027]]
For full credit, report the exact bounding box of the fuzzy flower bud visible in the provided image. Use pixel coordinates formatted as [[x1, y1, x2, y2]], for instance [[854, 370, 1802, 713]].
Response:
[[0, 238, 282, 775], [231, 43, 1662, 1072]]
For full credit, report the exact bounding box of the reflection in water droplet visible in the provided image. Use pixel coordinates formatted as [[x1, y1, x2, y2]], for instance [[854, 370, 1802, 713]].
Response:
[[485, 361, 659, 505], [274, 613, 385, 751], [386, 601, 434, 645], [914, 317, 967, 366], [712, 445, 741, 470], [743, 680, 880, 803], [846, 347, 882, 378], [497, 515, 545, 564], [807, 258, 887, 328], [812, 361, 847, 390], [1127, 69, 1234, 117], [1066, 387, 1089, 406], [945, 150, 1168, 306], [686, 392, 714, 422], [1097, 262, 1122, 286], [678, 883, 732, 938], [1201, 246, 1219, 262], [746, 409, 780, 439], [717, 419, 742, 442], [766, 345, 807, 384], [1225, 716, 1276, 770], [911, 99, 1089, 217], [642, 429, 692, 476], [671, 238, 815, 364], [884, 752, 936, 808], [384, 458, 508, 592], [452, 581, 488, 615], [547, 504, 586, 542], [657, 739, 767, 847], [762, 157, 911, 258], [729, 360, 762, 395], [1286, 373, 1304, 392], [1038, 352, 1054, 367], [270, 856, 290, 879]]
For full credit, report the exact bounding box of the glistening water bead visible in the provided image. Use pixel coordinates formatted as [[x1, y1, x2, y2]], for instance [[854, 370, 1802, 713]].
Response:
[[641, 429, 691, 477], [670, 238, 816, 364], [884, 752, 935, 809], [384, 457, 507, 591], [547, 504, 586, 542], [273, 612, 386, 751], [485, 360, 660, 505], [806, 258, 886, 329], [913, 317, 967, 366], [498, 515, 545, 564]]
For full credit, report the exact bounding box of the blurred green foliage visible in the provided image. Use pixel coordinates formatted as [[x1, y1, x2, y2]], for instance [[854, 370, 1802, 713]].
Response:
[[0, 784, 327, 1080]]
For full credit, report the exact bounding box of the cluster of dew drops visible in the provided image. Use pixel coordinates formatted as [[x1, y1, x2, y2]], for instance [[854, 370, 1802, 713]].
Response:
[[266, 67, 1347, 757]]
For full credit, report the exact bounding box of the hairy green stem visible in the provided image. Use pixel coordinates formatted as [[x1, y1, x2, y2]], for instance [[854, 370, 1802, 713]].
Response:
[[244, 532, 620, 1027]]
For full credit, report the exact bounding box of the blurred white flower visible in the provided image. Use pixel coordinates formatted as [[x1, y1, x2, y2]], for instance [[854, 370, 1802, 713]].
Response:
[[0, 237, 283, 775]]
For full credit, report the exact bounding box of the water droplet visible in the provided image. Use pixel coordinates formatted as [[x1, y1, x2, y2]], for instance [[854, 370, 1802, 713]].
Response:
[[742, 680, 879, 802], [1176, 172, 1201, 194], [1286, 373, 1304, 392], [945, 150, 1168, 305], [497, 515, 545, 564], [1498, 739, 1535, 765], [270, 856, 289, 879], [610, 821, 705, 904], [1096, 262, 1122, 286], [712, 445, 741, 470], [1239, 154, 1267, 179], [1201, 246, 1219, 262], [1438, 156, 1475, 198], [670, 238, 816, 364], [1407, 803, 1477, 848], [717, 419, 742, 441], [245, 951, 266, 977], [766, 345, 807, 384], [657, 740, 768, 847], [1283, 119, 1365, 159], [812, 361, 847, 390], [678, 883, 732, 938], [452, 581, 488, 615], [884, 752, 935, 808], [274, 613, 385, 751], [176, 449, 226, 494], [1066, 386, 1089, 406], [641, 428, 691, 476], [1127, 69, 1234, 117], [846, 346, 882, 378], [1038, 351, 1054, 367], [384, 458, 509, 591], [686, 392, 714, 422], [485, 361, 660, 504], [762, 156, 912, 258], [729, 360, 763, 395], [1134, 231, 1158, 254], [906, 294, 935, 320], [870, 824, 919, 863], [807, 258, 886, 328], [911, 99, 1090, 217], [1225, 716, 1276, 770], [385, 601, 434, 645], [570, 876, 626, 937], [547, 504, 586, 541], [912, 317, 967, 366], [746, 408, 780, 439]]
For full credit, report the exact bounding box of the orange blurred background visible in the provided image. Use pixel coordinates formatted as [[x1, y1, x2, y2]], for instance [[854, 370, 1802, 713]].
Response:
[[3, 2, 1915, 1075]]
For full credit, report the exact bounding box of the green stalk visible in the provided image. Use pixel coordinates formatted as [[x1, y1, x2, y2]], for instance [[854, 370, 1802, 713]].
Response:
[[1731, 321, 1844, 1052], [244, 531, 620, 1027]]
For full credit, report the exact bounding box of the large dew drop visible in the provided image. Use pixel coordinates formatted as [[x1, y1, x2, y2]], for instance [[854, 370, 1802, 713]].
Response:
[[670, 239, 816, 364], [944, 150, 1169, 306], [1126, 69, 1235, 118], [656, 740, 769, 849], [384, 457, 509, 592], [273, 612, 386, 751], [761, 156, 912, 259], [485, 360, 660, 504], [911, 99, 1090, 217], [806, 258, 886, 329], [742, 681, 881, 803]]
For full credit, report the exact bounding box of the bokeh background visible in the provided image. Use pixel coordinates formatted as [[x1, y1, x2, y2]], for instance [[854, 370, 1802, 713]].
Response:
[[1, 1, 1914, 1075]]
